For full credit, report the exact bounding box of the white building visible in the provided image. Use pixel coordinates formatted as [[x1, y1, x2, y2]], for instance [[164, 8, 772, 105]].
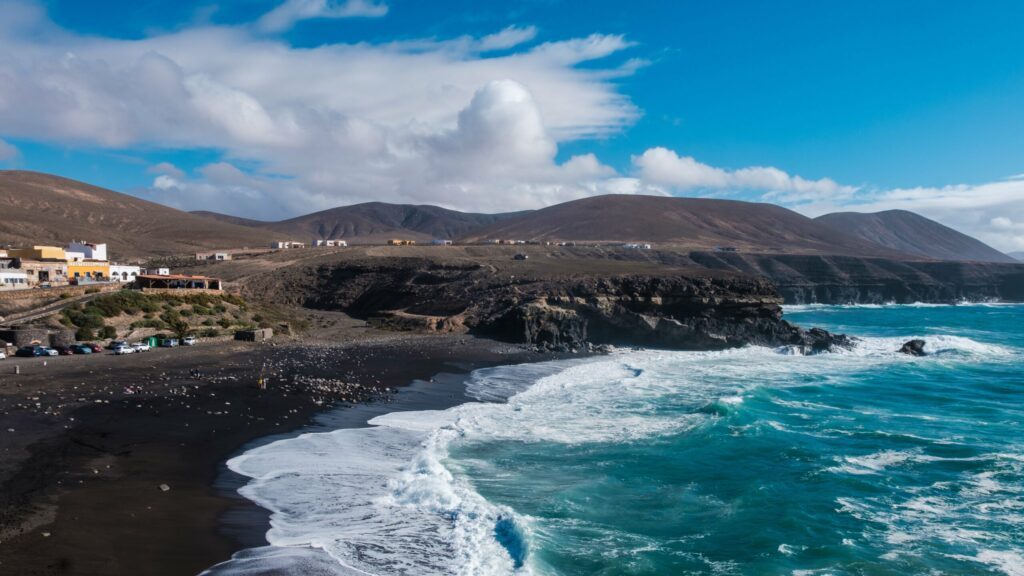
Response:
[[109, 264, 142, 283], [313, 239, 348, 247], [622, 243, 652, 250], [143, 267, 170, 276], [431, 239, 453, 246], [66, 241, 108, 262], [0, 270, 29, 290]]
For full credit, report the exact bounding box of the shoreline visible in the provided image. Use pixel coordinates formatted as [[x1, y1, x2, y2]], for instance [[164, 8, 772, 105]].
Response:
[[0, 331, 567, 576], [206, 369, 481, 574]]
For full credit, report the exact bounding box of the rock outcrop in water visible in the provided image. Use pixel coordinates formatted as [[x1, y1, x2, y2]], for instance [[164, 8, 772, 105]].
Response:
[[245, 259, 852, 353], [898, 339, 928, 356]]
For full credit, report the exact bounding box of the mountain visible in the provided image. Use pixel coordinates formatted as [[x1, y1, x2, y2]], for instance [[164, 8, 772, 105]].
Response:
[[0, 170, 270, 259], [815, 210, 1016, 263], [193, 203, 525, 244], [459, 194, 911, 257], [1009, 252, 1024, 263]]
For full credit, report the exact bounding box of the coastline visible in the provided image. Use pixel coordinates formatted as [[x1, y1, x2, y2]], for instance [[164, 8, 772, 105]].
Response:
[[206, 369, 483, 575], [0, 331, 566, 576]]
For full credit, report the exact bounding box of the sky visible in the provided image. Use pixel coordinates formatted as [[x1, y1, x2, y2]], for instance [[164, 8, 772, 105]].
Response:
[[1, 0, 1023, 251]]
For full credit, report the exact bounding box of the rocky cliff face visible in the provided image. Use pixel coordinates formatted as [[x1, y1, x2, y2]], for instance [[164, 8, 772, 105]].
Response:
[[244, 258, 850, 353], [687, 252, 1024, 304]]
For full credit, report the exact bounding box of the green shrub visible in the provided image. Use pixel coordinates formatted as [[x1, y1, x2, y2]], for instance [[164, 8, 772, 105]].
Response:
[[59, 292, 71, 299], [99, 326, 117, 339], [75, 326, 94, 341], [200, 328, 219, 338], [218, 317, 233, 329], [85, 287, 100, 294], [202, 319, 215, 326]]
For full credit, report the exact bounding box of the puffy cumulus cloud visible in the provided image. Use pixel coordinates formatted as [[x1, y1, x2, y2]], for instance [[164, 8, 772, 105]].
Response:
[[0, 1, 644, 214], [633, 147, 854, 200], [139, 80, 644, 218], [257, 0, 388, 33]]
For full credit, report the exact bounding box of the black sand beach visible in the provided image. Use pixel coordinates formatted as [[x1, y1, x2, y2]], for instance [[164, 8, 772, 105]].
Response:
[[0, 332, 554, 575]]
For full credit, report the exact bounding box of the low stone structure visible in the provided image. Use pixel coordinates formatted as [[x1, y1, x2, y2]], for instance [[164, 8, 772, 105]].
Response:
[[234, 328, 273, 342]]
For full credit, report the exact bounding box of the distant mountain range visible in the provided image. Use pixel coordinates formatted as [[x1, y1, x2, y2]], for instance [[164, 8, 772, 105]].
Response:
[[815, 210, 1017, 264], [1010, 252, 1024, 262], [458, 195, 907, 257], [193, 203, 524, 245], [0, 170, 1016, 264], [0, 171, 268, 259]]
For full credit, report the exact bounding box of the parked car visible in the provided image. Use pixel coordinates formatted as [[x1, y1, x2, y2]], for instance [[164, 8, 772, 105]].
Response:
[[161, 338, 179, 348], [70, 344, 93, 354], [108, 340, 128, 350], [54, 346, 74, 356], [39, 347, 59, 357], [182, 336, 197, 346], [15, 346, 46, 358], [113, 345, 135, 355], [513, 253, 529, 260], [132, 342, 151, 352], [0, 351, 6, 360], [86, 343, 104, 353]]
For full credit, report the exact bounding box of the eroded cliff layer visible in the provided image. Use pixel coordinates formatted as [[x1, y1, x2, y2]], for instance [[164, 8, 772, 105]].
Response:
[[244, 258, 849, 352]]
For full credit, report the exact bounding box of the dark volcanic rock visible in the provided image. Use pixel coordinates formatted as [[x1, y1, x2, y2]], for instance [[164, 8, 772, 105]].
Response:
[[899, 339, 927, 356], [246, 259, 852, 354]]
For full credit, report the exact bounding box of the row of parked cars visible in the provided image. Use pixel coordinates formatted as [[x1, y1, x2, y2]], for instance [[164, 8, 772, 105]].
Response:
[[1, 336, 197, 359]]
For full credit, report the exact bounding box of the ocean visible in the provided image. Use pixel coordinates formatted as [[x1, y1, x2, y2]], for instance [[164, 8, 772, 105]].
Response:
[[213, 304, 1024, 576]]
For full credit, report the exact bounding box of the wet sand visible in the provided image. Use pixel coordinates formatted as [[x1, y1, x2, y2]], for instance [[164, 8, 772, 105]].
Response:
[[0, 333, 551, 575]]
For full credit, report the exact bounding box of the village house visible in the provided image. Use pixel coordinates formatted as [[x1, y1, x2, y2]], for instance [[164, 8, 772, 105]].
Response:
[[5, 247, 72, 286], [313, 239, 348, 247], [431, 239, 453, 246], [387, 239, 417, 246], [68, 261, 110, 283], [135, 274, 223, 292], [66, 241, 108, 261], [0, 269, 29, 290], [109, 264, 142, 283], [196, 251, 232, 261], [622, 243, 653, 250], [0, 258, 28, 290], [143, 267, 171, 276]]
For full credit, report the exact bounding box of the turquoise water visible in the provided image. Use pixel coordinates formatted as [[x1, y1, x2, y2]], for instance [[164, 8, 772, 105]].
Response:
[[222, 304, 1024, 576], [446, 304, 1024, 575]]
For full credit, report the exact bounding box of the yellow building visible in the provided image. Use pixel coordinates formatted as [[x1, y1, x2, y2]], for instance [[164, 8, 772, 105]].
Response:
[[8, 245, 67, 260], [68, 261, 111, 282]]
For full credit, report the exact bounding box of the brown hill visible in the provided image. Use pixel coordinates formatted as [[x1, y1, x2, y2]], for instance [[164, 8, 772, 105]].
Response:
[[0, 171, 270, 259], [193, 203, 524, 244], [815, 210, 1016, 263], [459, 194, 912, 257]]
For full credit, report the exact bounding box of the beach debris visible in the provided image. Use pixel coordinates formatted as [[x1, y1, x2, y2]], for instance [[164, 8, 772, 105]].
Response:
[[898, 339, 927, 356]]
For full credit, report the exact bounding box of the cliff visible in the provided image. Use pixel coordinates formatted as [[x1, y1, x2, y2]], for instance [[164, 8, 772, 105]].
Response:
[[687, 252, 1024, 304], [241, 257, 850, 353]]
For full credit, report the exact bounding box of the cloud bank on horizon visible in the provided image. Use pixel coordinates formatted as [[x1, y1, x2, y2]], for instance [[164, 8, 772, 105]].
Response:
[[0, 0, 1022, 252]]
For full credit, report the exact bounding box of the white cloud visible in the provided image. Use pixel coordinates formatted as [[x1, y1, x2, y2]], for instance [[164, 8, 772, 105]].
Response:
[[633, 147, 853, 199], [478, 25, 538, 52], [147, 161, 184, 179], [792, 179, 1024, 253], [0, 1, 1020, 253], [0, 137, 18, 161], [257, 0, 388, 33]]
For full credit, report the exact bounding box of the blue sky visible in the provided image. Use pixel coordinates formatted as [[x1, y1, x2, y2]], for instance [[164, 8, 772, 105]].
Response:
[[1, 0, 1023, 250]]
